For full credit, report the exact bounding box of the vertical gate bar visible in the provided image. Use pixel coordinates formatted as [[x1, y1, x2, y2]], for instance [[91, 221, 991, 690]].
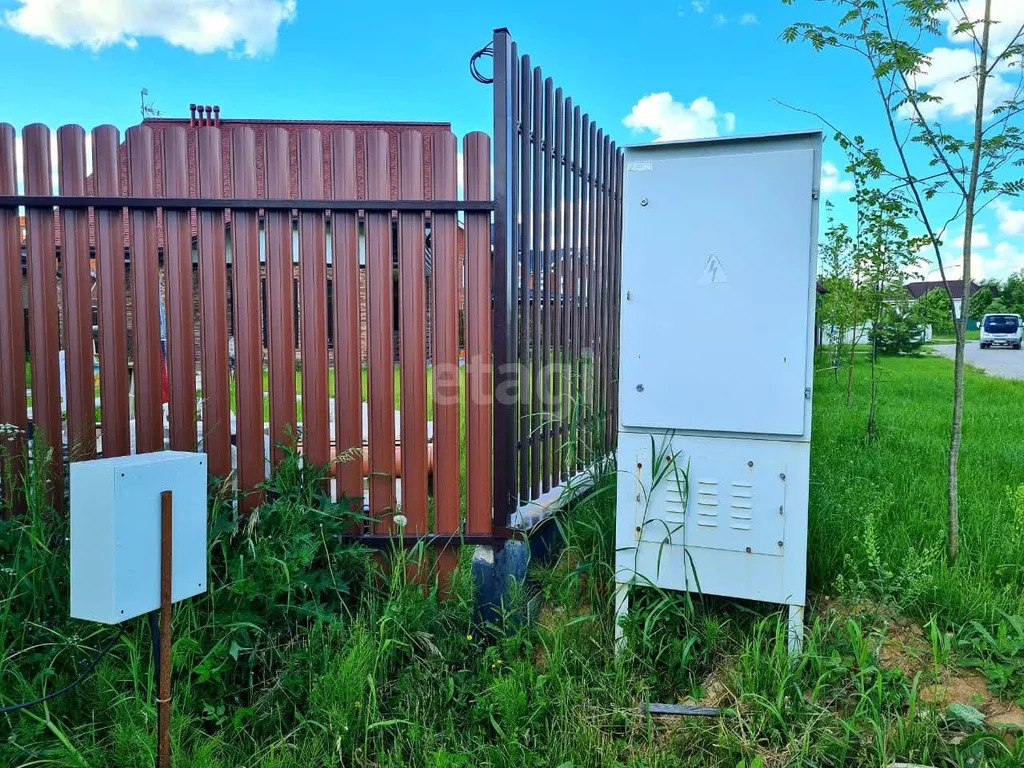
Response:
[[530, 66, 543, 500], [586, 122, 599, 461], [161, 128, 197, 452], [330, 129, 363, 502], [397, 131, 429, 534], [264, 128, 297, 468], [92, 125, 130, 458], [577, 115, 591, 470], [491, 28, 517, 527], [588, 127, 601, 462], [196, 126, 231, 479], [604, 137, 615, 451], [127, 126, 163, 454], [0, 125, 27, 515], [570, 108, 582, 473], [540, 77, 554, 493], [508, 40, 521, 512], [464, 131, 492, 535], [365, 130, 396, 531], [23, 124, 62, 498], [592, 132, 607, 456], [560, 100, 575, 483], [431, 131, 460, 540], [57, 125, 95, 461], [552, 88, 564, 485], [297, 129, 330, 472], [610, 149, 624, 448], [518, 54, 532, 503], [602, 141, 616, 451], [230, 127, 264, 508]]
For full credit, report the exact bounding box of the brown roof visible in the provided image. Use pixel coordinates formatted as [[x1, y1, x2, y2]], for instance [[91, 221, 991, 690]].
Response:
[[55, 116, 453, 249], [905, 280, 984, 300], [139, 116, 451, 202]]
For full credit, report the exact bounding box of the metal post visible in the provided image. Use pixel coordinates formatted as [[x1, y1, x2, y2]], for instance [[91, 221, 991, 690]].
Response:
[[158, 490, 173, 768], [492, 28, 517, 529]]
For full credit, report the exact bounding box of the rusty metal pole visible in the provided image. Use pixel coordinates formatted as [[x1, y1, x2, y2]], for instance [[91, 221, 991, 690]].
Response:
[[158, 490, 172, 768]]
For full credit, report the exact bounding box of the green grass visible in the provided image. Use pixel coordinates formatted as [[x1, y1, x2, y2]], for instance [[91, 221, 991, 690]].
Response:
[[5, 354, 1024, 766], [927, 329, 981, 343], [810, 352, 1024, 625]]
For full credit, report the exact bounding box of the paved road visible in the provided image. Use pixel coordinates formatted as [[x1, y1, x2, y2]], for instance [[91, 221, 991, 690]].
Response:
[[931, 342, 1024, 380]]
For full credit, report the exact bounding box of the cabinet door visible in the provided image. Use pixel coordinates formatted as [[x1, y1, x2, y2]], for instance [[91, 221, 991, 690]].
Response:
[[619, 147, 816, 436]]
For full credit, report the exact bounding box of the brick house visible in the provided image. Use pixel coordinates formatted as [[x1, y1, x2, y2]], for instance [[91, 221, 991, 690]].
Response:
[[20, 107, 468, 365]]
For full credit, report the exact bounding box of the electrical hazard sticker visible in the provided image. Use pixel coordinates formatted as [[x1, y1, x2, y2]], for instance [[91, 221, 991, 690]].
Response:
[[699, 253, 728, 284]]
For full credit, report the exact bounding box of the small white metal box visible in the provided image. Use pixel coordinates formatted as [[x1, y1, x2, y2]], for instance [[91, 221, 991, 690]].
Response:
[[70, 451, 208, 624], [614, 132, 821, 650]]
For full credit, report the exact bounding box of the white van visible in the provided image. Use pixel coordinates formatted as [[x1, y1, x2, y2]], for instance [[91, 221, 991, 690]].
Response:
[[980, 313, 1023, 350]]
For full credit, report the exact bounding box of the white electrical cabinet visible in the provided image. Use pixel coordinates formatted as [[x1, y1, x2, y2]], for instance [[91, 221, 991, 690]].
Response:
[[70, 451, 208, 624], [614, 132, 821, 649]]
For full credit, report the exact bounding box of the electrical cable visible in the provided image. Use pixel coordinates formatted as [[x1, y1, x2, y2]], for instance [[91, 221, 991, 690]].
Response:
[[0, 627, 126, 715], [470, 41, 494, 84]]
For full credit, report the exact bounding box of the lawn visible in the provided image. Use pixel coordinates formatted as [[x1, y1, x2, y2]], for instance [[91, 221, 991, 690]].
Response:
[[810, 352, 1024, 624], [927, 329, 982, 343], [4, 351, 1024, 766]]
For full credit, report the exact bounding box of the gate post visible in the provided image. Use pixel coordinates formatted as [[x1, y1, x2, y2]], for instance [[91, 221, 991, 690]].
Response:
[[492, 27, 517, 530]]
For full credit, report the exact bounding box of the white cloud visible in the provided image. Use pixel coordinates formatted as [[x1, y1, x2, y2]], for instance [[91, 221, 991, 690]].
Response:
[[905, 46, 1017, 120], [994, 200, 1024, 237], [904, 2, 1024, 121], [820, 161, 853, 196], [713, 13, 727, 26], [953, 229, 991, 249], [623, 92, 735, 141], [943, 0, 1024, 51], [924, 255, 990, 281], [691, 0, 707, 12], [3, 0, 296, 57], [921, 240, 1024, 281], [989, 242, 1024, 278], [739, 12, 759, 25]]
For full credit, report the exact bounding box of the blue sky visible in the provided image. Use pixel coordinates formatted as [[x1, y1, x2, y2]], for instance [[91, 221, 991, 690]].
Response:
[[1, 0, 1022, 280]]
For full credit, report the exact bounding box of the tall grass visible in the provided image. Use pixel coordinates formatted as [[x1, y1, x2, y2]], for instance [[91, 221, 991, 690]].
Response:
[[810, 353, 1024, 624], [3, 354, 1024, 765]]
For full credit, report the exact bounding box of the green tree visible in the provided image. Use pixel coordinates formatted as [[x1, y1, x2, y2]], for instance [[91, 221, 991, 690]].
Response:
[[969, 280, 999, 321], [784, 0, 1024, 563], [819, 203, 860, 383], [841, 142, 928, 440], [872, 298, 927, 355], [916, 287, 956, 334], [1001, 270, 1024, 315]]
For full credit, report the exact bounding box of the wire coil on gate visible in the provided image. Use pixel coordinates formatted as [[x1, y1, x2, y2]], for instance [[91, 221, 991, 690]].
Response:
[[470, 41, 494, 84]]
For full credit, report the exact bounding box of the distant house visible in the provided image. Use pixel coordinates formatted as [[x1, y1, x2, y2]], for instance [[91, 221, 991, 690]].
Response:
[[904, 279, 987, 319]]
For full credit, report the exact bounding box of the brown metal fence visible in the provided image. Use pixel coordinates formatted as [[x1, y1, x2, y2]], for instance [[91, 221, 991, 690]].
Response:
[[0, 29, 623, 550], [0, 122, 493, 547], [491, 29, 624, 526]]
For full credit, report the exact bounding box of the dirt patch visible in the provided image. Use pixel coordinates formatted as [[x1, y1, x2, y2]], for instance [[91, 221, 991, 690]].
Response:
[[920, 671, 1024, 729], [878, 618, 932, 679], [692, 662, 734, 708], [821, 597, 1024, 733]]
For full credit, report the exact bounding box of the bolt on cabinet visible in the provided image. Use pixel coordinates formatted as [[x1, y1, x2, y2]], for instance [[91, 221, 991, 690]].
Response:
[[613, 131, 822, 651]]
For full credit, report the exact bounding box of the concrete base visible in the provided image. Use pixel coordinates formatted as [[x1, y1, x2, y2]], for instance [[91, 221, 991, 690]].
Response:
[[471, 540, 530, 626], [471, 471, 599, 627]]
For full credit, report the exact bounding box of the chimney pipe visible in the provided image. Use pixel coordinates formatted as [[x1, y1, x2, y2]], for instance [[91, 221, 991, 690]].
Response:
[[205, 105, 213, 126], [213, 105, 220, 127], [189, 103, 196, 126]]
